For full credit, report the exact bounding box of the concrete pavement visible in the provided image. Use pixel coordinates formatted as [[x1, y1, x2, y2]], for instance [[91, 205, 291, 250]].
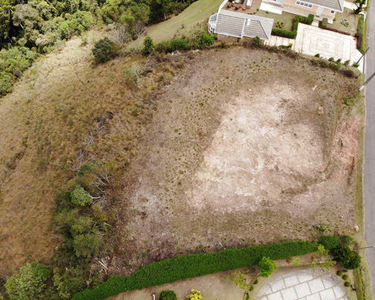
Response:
[[364, 3, 375, 297], [257, 268, 349, 300]]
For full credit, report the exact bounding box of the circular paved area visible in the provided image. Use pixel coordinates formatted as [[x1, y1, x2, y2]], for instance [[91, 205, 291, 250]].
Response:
[[257, 268, 349, 300]]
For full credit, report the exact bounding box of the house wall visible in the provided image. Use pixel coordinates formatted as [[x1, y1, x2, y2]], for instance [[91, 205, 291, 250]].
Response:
[[217, 34, 242, 42], [281, 0, 336, 22]]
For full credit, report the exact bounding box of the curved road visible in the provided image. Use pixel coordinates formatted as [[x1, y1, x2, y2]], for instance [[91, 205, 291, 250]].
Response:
[[364, 1, 375, 296]]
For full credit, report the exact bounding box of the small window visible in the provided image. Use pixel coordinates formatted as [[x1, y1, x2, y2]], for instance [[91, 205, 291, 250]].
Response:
[[330, 10, 335, 13]]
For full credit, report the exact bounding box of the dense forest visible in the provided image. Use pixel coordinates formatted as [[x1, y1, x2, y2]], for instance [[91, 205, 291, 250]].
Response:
[[0, 0, 196, 95]]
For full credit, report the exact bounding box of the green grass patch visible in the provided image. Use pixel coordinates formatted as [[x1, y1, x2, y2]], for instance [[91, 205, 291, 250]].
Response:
[[73, 236, 342, 300]]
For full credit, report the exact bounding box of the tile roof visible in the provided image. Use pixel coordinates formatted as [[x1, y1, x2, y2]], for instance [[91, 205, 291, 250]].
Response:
[[215, 10, 274, 40]]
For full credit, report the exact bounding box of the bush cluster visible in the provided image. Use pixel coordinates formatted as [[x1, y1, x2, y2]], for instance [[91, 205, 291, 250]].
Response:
[[0, 0, 198, 96], [320, 18, 328, 29], [0, 46, 38, 95], [159, 290, 177, 300], [310, 57, 359, 77], [73, 237, 340, 300], [5, 262, 51, 299], [271, 14, 314, 39], [155, 31, 215, 53], [92, 37, 120, 63], [333, 244, 361, 270]]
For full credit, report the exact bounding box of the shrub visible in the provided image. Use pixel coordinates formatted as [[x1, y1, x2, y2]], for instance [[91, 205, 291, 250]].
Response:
[[272, 14, 313, 39], [53, 268, 87, 300], [318, 59, 329, 68], [187, 289, 204, 300], [252, 36, 262, 47], [169, 38, 190, 52], [159, 290, 177, 300], [343, 274, 349, 280], [344, 281, 351, 287], [5, 262, 51, 299], [328, 57, 335, 62], [259, 257, 278, 278], [249, 285, 254, 291], [92, 37, 119, 63], [337, 270, 343, 276], [329, 62, 341, 71], [70, 185, 93, 206], [314, 53, 320, 58], [319, 235, 350, 249], [344, 60, 350, 66], [253, 279, 259, 284], [271, 28, 296, 39], [342, 68, 355, 78], [357, 15, 366, 53], [333, 244, 361, 269], [320, 18, 328, 28], [194, 32, 215, 48], [73, 237, 340, 300], [0, 71, 14, 96], [73, 232, 102, 258], [143, 36, 155, 55]]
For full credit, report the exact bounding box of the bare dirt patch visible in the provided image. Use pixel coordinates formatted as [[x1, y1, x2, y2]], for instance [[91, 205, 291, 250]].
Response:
[[111, 47, 362, 275]]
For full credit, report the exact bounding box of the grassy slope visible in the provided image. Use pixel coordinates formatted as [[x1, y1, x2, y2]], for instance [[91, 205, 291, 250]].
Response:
[[0, 29, 186, 277], [130, 0, 223, 47]]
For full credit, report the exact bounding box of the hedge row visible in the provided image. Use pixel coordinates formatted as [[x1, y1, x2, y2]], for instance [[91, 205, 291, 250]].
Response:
[[272, 14, 314, 39], [73, 236, 341, 300], [356, 15, 366, 54]]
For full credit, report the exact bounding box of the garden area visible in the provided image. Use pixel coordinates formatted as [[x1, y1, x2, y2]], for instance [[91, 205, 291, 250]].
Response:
[[256, 11, 295, 31], [325, 8, 362, 36]]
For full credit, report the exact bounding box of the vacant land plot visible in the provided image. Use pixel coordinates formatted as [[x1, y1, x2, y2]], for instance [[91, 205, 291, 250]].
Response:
[[109, 48, 362, 275], [0, 35, 362, 290]]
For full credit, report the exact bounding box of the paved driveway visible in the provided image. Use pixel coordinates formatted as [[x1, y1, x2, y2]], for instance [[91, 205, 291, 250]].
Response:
[[257, 268, 349, 300], [266, 23, 363, 69], [295, 23, 362, 65]]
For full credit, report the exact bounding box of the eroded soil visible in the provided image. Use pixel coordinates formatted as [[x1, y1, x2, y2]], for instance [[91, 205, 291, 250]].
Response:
[[110, 47, 361, 275]]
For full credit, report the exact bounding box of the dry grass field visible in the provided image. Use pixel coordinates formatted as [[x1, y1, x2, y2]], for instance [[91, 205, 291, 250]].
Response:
[[0, 31, 189, 277], [0, 33, 363, 284]]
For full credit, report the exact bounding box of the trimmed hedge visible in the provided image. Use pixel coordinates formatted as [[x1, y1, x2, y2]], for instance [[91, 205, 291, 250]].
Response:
[[272, 14, 314, 39], [73, 236, 339, 300], [356, 15, 366, 53]]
